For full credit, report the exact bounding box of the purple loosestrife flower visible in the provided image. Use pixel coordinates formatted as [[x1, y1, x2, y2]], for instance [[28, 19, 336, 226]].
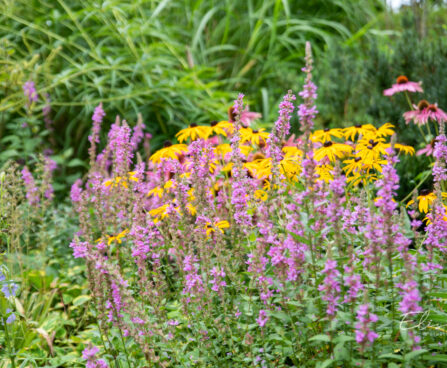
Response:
[[130, 116, 146, 152], [267, 90, 296, 166], [182, 255, 204, 300], [23, 80, 38, 106], [355, 304, 379, 349], [230, 94, 252, 227], [256, 309, 269, 327], [89, 103, 105, 164], [70, 179, 83, 203], [21, 166, 39, 206], [432, 132, 447, 183], [397, 280, 422, 315], [209, 266, 227, 294], [343, 267, 364, 303], [82, 346, 109, 368], [298, 42, 318, 141], [69, 239, 89, 259], [318, 259, 340, 316]]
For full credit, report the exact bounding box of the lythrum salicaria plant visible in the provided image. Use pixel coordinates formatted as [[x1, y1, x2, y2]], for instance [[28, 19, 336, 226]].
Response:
[[70, 43, 447, 367]]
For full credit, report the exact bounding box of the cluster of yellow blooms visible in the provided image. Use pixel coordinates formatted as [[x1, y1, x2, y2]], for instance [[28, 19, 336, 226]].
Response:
[[103, 119, 417, 232]]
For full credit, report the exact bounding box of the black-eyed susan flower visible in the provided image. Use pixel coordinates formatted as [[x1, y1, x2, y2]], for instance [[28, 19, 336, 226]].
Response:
[[314, 141, 353, 162], [204, 220, 230, 237], [355, 138, 388, 164], [107, 229, 129, 245], [282, 146, 303, 159], [244, 158, 272, 179], [311, 128, 343, 143], [315, 164, 334, 183], [240, 128, 269, 146], [149, 141, 188, 163], [210, 120, 234, 136], [367, 123, 395, 139], [254, 189, 268, 201], [343, 124, 376, 141], [406, 190, 447, 213], [175, 123, 212, 143], [395, 143, 415, 156], [147, 186, 164, 198]]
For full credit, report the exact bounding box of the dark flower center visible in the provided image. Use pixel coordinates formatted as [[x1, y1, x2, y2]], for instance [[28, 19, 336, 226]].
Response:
[[163, 140, 172, 147], [253, 130, 259, 134], [355, 157, 362, 162], [428, 104, 438, 112], [396, 75, 409, 84], [355, 124, 362, 128], [252, 153, 266, 160], [190, 123, 198, 128], [324, 128, 330, 132], [210, 120, 218, 127], [417, 100, 430, 111], [420, 189, 432, 196], [228, 106, 237, 121], [367, 140, 378, 149], [323, 141, 333, 147]]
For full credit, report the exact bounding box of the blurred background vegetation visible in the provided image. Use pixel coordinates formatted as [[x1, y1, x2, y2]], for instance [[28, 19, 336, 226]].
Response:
[[1, 0, 447, 195]]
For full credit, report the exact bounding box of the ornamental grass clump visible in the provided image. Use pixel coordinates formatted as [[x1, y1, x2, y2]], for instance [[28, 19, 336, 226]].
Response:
[[70, 44, 447, 367]]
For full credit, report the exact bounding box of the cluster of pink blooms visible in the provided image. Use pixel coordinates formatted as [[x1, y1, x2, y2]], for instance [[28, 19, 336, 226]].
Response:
[[82, 346, 109, 368]]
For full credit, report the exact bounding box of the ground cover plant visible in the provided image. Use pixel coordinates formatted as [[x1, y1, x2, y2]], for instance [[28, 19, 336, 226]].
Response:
[[3, 42, 446, 367]]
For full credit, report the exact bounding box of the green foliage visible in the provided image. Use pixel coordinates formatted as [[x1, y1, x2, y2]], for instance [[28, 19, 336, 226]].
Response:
[[0, 0, 382, 162]]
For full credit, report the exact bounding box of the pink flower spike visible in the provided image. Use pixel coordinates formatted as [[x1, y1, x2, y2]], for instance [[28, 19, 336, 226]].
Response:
[[383, 75, 423, 96]]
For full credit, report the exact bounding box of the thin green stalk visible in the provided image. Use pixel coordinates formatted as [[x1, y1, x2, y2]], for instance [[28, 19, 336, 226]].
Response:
[[2, 316, 17, 368]]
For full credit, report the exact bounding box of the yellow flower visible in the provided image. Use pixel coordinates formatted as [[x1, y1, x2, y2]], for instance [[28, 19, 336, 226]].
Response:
[[343, 156, 387, 176], [254, 189, 268, 201], [149, 141, 188, 163], [104, 171, 139, 188], [282, 146, 303, 159], [407, 190, 438, 213], [343, 124, 376, 141], [149, 204, 170, 223], [311, 128, 343, 143], [316, 164, 334, 183], [150, 142, 188, 163], [244, 158, 272, 179], [210, 120, 234, 136], [107, 229, 129, 245], [240, 128, 269, 146], [204, 220, 230, 237], [355, 137, 388, 164], [395, 143, 415, 155], [375, 123, 395, 138], [279, 157, 301, 180], [175, 123, 212, 143], [314, 141, 353, 162], [186, 203, 197, 216], [147, 186, 164, 198], [214, 144, 232, 159]]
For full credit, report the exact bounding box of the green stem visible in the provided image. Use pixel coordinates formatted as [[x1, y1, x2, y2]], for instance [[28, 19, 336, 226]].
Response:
[[3, 316, 17, 368]]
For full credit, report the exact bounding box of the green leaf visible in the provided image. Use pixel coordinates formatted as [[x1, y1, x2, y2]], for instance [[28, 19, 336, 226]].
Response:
[[378, 354, 403, 361], [309, 334, 331, 343], [404, 349, 428, 361], [72, 295, 91, 307]]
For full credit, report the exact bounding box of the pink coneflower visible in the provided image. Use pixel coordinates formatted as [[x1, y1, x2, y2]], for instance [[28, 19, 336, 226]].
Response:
[[404, 100, 447, 126], [416, 138, 436, 157], [383, 75, 423, 96], [228, 106, 261, 127]]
